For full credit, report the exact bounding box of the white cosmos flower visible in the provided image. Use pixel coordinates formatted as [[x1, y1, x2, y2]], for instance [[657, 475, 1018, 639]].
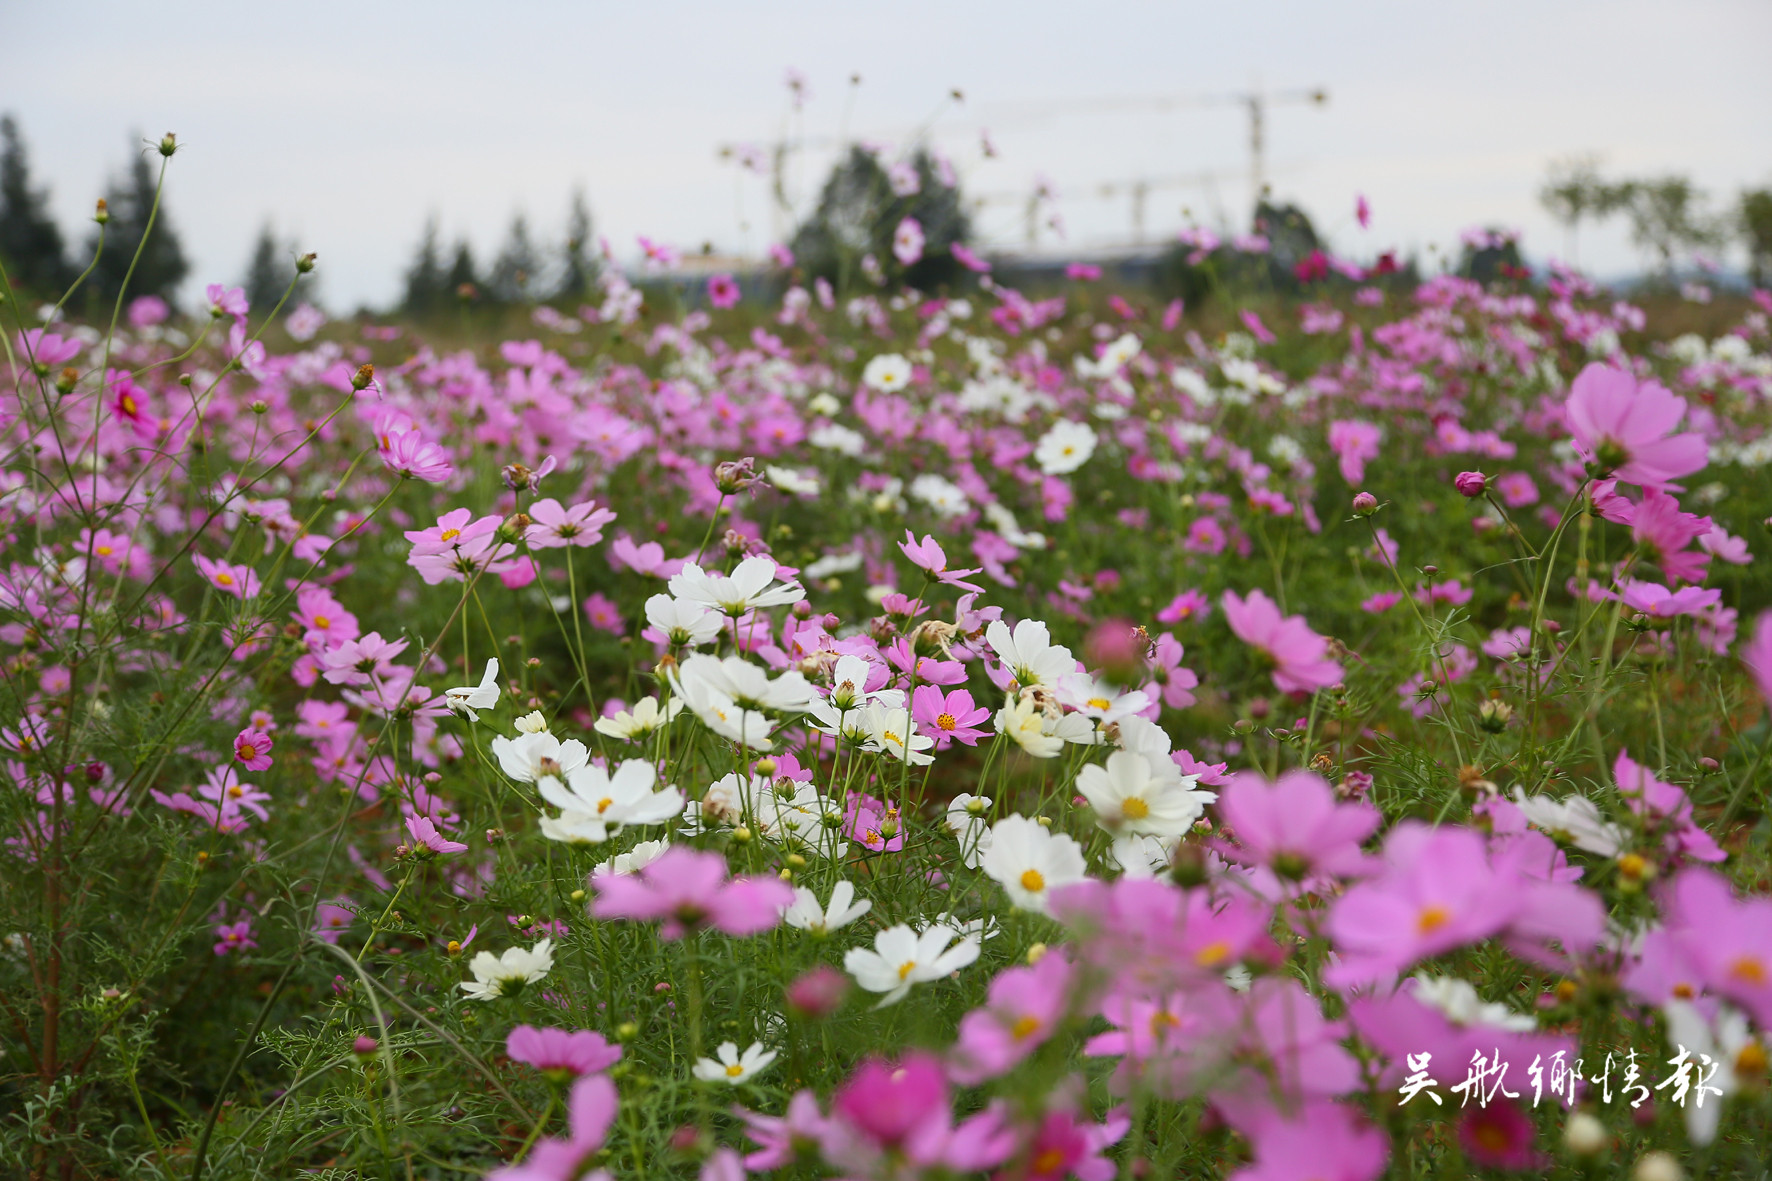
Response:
[[1664, 1000, 1760, 1146], [593, 695, 684, 741], [945, 793, 993, 869], [844, 923, 981, 1007], [458, 938, 554, 1001], [980, 813, 1088, 913], [537, 760, 685, 846], [1108, 832, 1179, 879], [668, 555, 803, 616], [1034, 419, 1098, 475], [443, 657, 500, 720], [908, 474, 970, 518], [673, 654, 815, 713], [985, 619, 1076, 690], [682, 773, 766, 832], [765, 466, 820, 497], [514, 710, 550, 734], [490, 730, 589, 785], [810, 423, 866, 456], [804, 551, 865, 580], [856, 700, 934, 765], [1077, 749, 1212, 838], [781, 880, 871, 936], [752, 778, 845, 856], [692, 1040, 778, 1084], [1057, 673, 1150, 727], [1412, 975, 1537, 1032], [1511, 789, 1626, 856], [862, 353, 913, 392], [645, 594, 723, 647], [592, 838, 670, 877]]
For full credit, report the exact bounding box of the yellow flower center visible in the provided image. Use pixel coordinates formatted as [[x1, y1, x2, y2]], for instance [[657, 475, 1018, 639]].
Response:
[[897, 960, 918, 980], [215, 572, 235, 586], [725, 1063, 745, 1078], [439, 528, 460, 542], [314, 614, 331, 629], [227, 785, 244, 798], [1417, 905, 1452, 935], [883, 730, 902, 746], [1032, 1148, 1066, 1173], [1019, 869, 1046, 893], [1736, 1041, 1767, 1077], [1194, 940, 1230, 967], [1730, 955, 1768, 986], [1121, 797, 1150, 820], [1149, 1011, 1182, 1035], [1087, 697, 1111, 711], [937, 713, 957, 731], [95, 545, 113, 556], [1011, 1015, 1042, 1040], [597, 797, 614, 814]]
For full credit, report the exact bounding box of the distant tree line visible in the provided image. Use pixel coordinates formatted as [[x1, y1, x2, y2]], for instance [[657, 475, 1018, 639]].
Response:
[[399, 191, 600, 315], [1539, 156, 1772, 283]]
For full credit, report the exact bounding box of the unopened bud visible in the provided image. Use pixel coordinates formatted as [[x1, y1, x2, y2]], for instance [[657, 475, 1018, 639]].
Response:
[[158, 132, 179, 157], [1454, 471, 1487, 498], [296, 252, 317, 274], [93, 198, 110, 225], [1351, 491, 1379, 517]]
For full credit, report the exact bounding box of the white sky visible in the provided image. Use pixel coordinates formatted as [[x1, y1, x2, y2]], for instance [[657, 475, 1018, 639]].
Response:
[[5, 0, 1769, 309]]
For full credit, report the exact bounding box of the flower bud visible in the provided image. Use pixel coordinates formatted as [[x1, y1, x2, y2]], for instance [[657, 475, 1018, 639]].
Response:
[[1351, 491, 1379, 516], [1454, 471, 1487, 497], [351, 363, 375, 391], [353, 1035, 379, 1057], [93, 198, 110, 225], [158, 132, 179, 157], [785, 965, 849, 1019], [713, 456, 759, 495], [296, 252, 317, 274]]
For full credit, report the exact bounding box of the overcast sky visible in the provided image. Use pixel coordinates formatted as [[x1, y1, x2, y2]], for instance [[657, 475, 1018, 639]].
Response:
[[5, 0, 1769, 310]]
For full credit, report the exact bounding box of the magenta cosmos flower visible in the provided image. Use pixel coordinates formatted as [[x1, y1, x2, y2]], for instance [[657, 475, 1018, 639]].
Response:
[[404, 814, 468, 856], [1221, 589, 1343, 695], [233, 726, 274, 771], [911, 684, 991, 748], [505, 1025, 622, 1082], [488, 1073, 617, 1181], [590, 846, 793, 939], [706, 273, 741, 308], [1564, 362, 1707, 487], [1231, 1102, 1387, 1181]]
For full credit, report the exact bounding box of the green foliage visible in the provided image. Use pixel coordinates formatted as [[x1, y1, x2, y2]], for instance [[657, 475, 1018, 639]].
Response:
[[790, 145, 972, 294], [0, 115, 76, 298]]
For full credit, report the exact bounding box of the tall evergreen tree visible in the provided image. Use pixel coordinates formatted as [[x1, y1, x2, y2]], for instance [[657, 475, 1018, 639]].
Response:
[[0, 115, 76, 297], [487, 214, 540, 304], [241, 222, 294, 314], [1741, 188, 1772, 288], [790, 146, 971, 293], [445, 240, 479, 302], [401, 217, 448, 314], [556, 189, 599, 300], [88, 138, 189, 307]]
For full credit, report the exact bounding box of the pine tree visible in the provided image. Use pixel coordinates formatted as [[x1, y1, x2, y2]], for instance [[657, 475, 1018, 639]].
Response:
[[556, 189, 599, 300], [487, 214, 540, 304], [445, 240, 479, 303], [790, 146, 971, 293], [88, 138, 189, 308], [242, 222, 293, 314], [0, 115, 76, 297], [401, 217, 447, 314]]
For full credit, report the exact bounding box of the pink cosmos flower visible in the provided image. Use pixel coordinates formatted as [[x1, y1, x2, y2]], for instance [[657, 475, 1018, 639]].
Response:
[[526, 498, 617, 549], [1327, 420, 1381, 485], [1238, 308, 1276, 344], [488, 1074, 617, 1181], [1230, 1102, 1387, 1181], [825, 1053, 1016, 1175], [1143, 633, 1199, 710], [1663, 869, 1772, 1025], [506, 1025, 622, 1080], [948, 952, 1073, 1084], [1221, 589, 1343, 695], [1010, 1107, 1129, 1181], [314, 902, 355, 944], [707, 273, 741, 309], [207, 283, 249, 321], [378, 429, 454, 483], [233, 727, 274, 771], [911, 684, 991, 748], [1615, 579, 1722, 620], [405, 814, 469, 856], [1612, 751, 1724, 863], [844, 792, 905, 853], [893, 217, 925, 267], [1563, 362, 1707, 487], [898, 530, 985, 593], [1745, 610, 1772, 710], [951, 243, 991, 273], [194, 554, 261, 600], [1346, 982, 1575, 1092], [1215, 770, 1378, 883], [739, 1090, 830, 1170], [1155, 589, 1209, 625], [1459, 1100, 1546, 1170], [591, 846, 793, 939], [213, 917, 256, 956]]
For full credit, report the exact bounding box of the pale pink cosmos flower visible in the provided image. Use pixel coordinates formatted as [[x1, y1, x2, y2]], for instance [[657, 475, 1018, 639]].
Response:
[[948, 951, 1073, 1084], [898, 530, 985, 592], [1563, 362, 1707, 487], [738, 1090, 830, 1171], [1216, 770, 1378, 884], [1744, 610, 1772, 710], [1615, 579, 1722, 620], [893, 217, 925, 266], [1230, 1102, 1387, 1181], [488, 1073, 617, 1181], [405, 814, 469, 856], [194, 554, 261, 600], [706, 273, 741, 309], [526, 499, 617, 549], [1612, 751, 1724, 863], [590, 846, 793, 939], [1327, 420, 1381, 485], [378, 429, 454, 484], [824, 1053, 1016, 1176], [1221, 589, 1343, 695]]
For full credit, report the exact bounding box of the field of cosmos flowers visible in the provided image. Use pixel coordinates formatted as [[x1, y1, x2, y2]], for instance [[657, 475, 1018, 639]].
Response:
[[6, 158, 1772, 1181]]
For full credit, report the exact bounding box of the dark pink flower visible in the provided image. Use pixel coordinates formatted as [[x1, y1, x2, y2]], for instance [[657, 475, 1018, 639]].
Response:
[[591, 846, 793, 940], [233, 727, 274, 771], [506, 1025, 622, 1081], [911, 685, 991, 748], [707, 273, 741, 309]]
